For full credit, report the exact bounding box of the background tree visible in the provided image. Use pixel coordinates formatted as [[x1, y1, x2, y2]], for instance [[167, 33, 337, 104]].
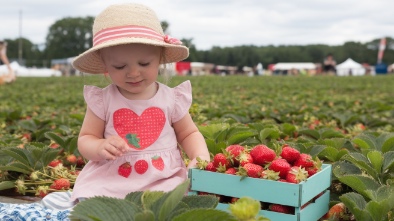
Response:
[[44, 16, 94, 60]]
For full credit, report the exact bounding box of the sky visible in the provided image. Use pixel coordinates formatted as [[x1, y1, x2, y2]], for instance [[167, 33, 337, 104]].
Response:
[[2, 0, 394, 50]]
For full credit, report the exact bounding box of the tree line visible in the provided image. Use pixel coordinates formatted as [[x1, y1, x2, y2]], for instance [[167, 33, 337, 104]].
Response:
[[4, 16, 394, 69]]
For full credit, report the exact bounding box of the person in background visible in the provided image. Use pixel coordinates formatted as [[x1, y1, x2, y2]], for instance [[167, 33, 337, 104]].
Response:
[[323, 53, 337, 75], [0, 41, 16, 83]]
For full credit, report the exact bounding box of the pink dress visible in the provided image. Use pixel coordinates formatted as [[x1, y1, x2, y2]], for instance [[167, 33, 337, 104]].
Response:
[[70, 81, 192, 201]]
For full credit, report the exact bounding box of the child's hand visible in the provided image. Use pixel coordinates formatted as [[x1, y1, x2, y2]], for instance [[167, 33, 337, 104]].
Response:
[[98, 136, 129, 160]]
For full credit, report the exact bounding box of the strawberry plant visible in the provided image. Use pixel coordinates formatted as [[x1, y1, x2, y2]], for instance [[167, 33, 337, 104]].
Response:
[[69, 179, 268, 221]]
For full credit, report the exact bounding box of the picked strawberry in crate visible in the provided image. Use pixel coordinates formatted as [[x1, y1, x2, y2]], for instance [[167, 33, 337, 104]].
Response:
[[190, 143, 331, 221]]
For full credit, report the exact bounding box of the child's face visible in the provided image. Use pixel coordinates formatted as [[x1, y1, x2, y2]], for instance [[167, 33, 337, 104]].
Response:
[[101, 43, 161, 99]]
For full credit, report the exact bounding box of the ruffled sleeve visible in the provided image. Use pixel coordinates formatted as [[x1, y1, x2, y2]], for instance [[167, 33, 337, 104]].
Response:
[[83, 85, 105, 120], [171, 80, 192, 123]]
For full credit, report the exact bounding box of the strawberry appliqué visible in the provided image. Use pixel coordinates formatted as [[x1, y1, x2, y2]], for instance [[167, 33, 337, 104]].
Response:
[[135, 159, 149, 174], [151, 155, 164, 171], [113, 107, 165, 150]]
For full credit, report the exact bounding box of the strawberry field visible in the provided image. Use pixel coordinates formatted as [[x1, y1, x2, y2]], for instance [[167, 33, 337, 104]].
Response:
[[1, 75, 394, 220]]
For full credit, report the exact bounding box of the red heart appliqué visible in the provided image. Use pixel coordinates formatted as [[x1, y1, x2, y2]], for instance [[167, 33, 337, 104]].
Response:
[[113, 107, 165, 150]]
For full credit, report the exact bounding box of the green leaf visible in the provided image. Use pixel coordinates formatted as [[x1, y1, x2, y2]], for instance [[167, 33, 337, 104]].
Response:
[[126, 134, 140, 148], [383, 151, 394, 171], [0, 181, 15, 191], [198, 124, 230, 140], [125, 191, 144, 207], [341, 153, 379, 180], [17, 120, 37, 132], [365, 200, 390, 221], [280, 123, 296, 136], [227, 131, 255, 145], [141, 191, 165, 210], [70, 196, 142, 221], [337, 175, 380, 198], [151, 179, 190, 220], [367, 150, 383, 173], [172, 208, 238, 221], [1, 148, 30, 166], [320, 129, 345, 139], [298, 129, 320, 140], [259, 128, 280, 140], [181, 195, 219, 209], [340, 192, 374, 221], [45, 132, 66, 147], [381, 136, 394, 153], [134, 210, 155, 221], [0, 165, 32, 174], [65, 136, 78, 154]]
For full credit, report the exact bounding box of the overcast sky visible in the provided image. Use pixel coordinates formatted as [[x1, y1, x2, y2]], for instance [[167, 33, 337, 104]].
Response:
[[2, 0, 393, 50]]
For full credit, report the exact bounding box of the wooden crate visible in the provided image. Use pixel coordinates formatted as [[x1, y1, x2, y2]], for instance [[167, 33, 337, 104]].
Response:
[[189, 164, 332, 221]]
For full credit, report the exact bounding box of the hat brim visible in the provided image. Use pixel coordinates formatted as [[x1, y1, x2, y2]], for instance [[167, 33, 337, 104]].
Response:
[[72, 37, 189, 74]]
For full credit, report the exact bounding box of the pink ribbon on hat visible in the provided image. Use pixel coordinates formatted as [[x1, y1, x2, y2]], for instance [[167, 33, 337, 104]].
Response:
[[93, 25, 183, 46]]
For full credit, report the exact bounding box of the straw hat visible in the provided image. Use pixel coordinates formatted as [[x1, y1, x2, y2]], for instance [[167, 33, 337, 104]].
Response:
[[72, 3, 189, 74]]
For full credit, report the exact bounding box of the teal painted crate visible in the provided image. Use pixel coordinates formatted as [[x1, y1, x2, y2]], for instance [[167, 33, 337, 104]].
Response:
[[189, 164, 332, 221]]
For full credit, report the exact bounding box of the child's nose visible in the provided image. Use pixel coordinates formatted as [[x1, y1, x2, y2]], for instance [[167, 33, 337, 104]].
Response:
[[126, 67, 139, 77]]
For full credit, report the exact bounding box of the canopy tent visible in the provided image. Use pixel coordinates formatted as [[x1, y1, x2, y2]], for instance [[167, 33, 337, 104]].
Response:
[[273, 62, 316, 70], [0, 61, 61, 77], [336, 58, 366, 76]]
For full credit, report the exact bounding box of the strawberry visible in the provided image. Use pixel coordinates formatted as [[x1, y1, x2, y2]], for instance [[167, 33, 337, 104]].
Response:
[[269, 204, 294, 214], [238, 163, 263, 178], [205, 162, 217, 172], [280, 145, 300, 164], [50, 178, 70, 190], [48, 159, 62, 167], [225, 167, 237, 175], [134, 159, 148, 174], [268, 158, 291, 179], [151, 155, 164, 171], [250, 144, 276, 166], [213, 153, 230, 168], [294, 153, 314, 168], [306, 157, 322, 177], [36, 186, 49, 198], [76, 156, 86, 167], [322, 202, 345, 220], [285, 166, 308, 184], [237, 152, 253, 167], [49, 143, 60, 149], [225, 144, 245, 165], [118, 162, 132, 178], [65, 154, 77, 165]]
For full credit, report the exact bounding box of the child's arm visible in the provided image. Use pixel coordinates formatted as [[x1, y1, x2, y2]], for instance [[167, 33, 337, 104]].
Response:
[[78, 107, 128, 161], [173, 113, 210, 168]]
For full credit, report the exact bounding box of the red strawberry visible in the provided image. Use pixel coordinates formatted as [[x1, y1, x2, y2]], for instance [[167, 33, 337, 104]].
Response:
[[50, 178, 70, 190], [48, 159, 62, 167], [250, 145, 276, 166], [213, 153, 230, 168], [49, 143, 60, 149], [237, 152, 253, 167], [118, 162, 132, 178], [151, 155, 164, 171], [294, 153, 314, 168], [238, 163, 263, 178], [280, 145, 300, 164], [285, 166, 308, 184], [225, 167, 237, 175], [134, 159, 148, 174], [269, 204, 294, 214], [76, 156, 86, 167], [36, 186, 49, 198], [225, 144, 245, 165], [269, 158, 291, 179], [205, 162, 217, 172]]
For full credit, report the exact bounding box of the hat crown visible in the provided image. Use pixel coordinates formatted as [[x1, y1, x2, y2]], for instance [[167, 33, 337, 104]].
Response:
[[93, 3, 164, 36]]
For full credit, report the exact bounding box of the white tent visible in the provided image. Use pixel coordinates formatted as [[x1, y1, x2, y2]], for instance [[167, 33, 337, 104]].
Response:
[[336, 58, 365, 76], [273, 62, 316, 70], [0, 61, 61, 77]]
